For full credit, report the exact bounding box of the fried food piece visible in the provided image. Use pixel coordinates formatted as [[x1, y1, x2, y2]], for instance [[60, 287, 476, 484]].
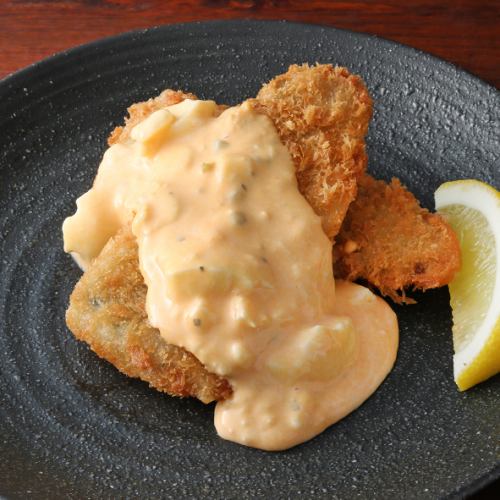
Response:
[[69, 89, 233, 402], [66, 227, 232, 403], [249, 63, 373, 239], [110, 65, 372, 240], [67, 65, 373, 402], [334, 174, 461, 303]]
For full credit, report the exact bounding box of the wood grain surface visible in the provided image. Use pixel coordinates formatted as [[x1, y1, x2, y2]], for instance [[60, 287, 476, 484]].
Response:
[[0, 0, 498, 86]]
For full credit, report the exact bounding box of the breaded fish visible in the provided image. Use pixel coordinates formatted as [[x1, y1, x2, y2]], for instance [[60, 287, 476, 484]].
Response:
[[66, 65, 373, 402], [110, 65, 373, 239], [250, 64, 372, 239], [334, 174, 461, 303], [66, 226, 232, 403]]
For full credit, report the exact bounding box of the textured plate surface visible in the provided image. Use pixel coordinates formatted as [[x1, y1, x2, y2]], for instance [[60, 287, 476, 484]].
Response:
[[0, 20, 499, 499]]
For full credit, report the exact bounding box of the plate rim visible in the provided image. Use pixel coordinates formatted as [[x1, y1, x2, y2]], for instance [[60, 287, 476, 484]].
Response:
[[1, 19, 499, 98]]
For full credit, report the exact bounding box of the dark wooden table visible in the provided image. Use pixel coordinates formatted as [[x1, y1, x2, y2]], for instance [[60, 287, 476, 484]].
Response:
[[0, 0, 499, 88]]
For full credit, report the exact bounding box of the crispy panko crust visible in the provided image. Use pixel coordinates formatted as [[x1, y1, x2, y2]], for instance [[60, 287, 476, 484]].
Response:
[[66, 227, 232, 403], [67, 65, 374, 402], [334, 174, 461, 303], [71, 89, 233, 403], [249, 63, 373, 239]]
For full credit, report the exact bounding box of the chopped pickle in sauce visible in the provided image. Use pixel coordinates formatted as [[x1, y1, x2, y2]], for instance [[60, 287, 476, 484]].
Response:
[[63, 100, 398, 451]]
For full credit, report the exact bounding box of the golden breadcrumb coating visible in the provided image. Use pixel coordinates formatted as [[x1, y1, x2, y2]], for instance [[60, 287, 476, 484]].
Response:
[[334, 174, 461, 303], [249, 63, 373, 239], [66, 227, 232, 403]]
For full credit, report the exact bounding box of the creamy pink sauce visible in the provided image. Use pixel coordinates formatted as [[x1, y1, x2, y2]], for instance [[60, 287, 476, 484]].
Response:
[[63, 99, 398, 450]]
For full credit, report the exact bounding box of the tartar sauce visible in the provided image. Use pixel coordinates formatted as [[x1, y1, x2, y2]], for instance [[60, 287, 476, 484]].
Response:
[[63, 99, 398, 450]]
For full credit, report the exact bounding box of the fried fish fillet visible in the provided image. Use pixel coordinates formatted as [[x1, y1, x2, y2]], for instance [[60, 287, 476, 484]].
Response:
[[66, 226, 232, 403], [334, 174, 461, 303], [66, 65, 373, 402], [109, 65, 373, 239], [250, 63, 372, 239]]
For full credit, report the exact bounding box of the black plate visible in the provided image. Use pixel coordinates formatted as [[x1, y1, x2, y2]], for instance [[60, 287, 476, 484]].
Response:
[[0, 20, 499, 499]]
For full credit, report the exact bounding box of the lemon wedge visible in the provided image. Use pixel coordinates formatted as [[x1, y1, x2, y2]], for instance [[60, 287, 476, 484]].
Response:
[[435, 179, 500, 390]]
